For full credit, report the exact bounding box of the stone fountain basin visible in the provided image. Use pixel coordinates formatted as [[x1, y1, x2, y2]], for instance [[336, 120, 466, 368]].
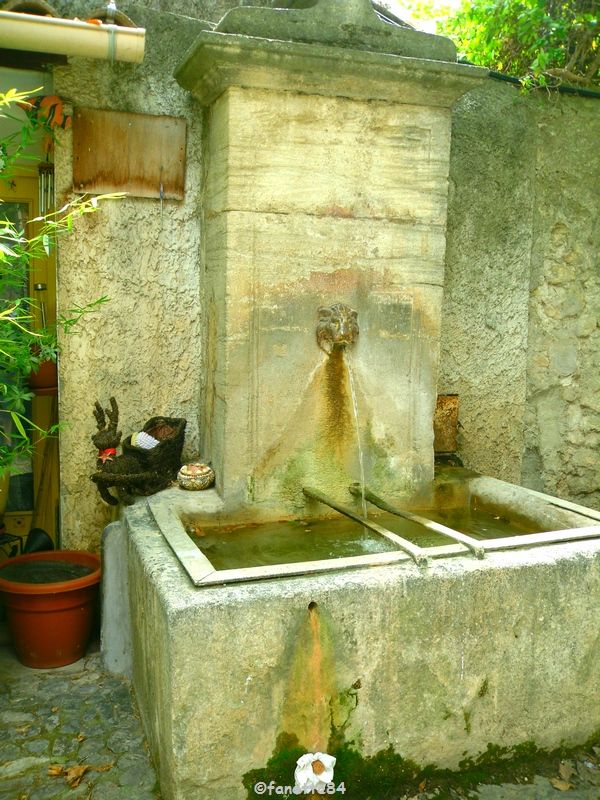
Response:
[[102, 473, 600, 800], [144, 469, 600, 586]]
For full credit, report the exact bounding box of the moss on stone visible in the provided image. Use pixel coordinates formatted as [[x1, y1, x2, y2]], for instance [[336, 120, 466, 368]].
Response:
[[463, 708, 472, 735], [243, 731, 600, 799]]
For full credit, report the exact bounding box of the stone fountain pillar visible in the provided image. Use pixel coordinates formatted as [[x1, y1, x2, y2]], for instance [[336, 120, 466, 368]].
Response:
[[176, 0, 486, 518]]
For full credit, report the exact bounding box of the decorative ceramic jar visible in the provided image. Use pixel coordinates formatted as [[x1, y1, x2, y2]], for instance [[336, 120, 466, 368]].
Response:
[[177, 462, 215, 491]]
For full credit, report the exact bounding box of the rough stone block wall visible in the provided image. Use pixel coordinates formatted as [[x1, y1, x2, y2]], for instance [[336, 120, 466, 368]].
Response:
[[439, 82, 534, 484], [440, 82, 600, 508], [523, 96, 600, 507]]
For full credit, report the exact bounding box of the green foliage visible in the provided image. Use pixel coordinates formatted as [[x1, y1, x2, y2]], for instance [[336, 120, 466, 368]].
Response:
[[0, 88, 44, 179], [441, 0, 600, 89], [0, 88, 121, 477]]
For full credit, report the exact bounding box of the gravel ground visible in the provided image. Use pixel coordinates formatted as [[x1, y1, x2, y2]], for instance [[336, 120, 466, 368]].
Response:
[[0, 641, 598, 800]]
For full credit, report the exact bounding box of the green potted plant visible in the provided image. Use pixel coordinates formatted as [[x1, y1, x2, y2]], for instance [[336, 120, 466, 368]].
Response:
[[1, 88, 119, 500]]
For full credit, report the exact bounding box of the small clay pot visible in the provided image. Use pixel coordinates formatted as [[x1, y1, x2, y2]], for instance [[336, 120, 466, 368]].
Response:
[[28, 359, 58, 394], [177, 463, 215, 491]]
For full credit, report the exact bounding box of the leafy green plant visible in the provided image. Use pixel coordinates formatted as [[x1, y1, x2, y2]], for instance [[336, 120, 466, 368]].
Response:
[[440, 0, 599, 89], [0, 88, 121, 478]]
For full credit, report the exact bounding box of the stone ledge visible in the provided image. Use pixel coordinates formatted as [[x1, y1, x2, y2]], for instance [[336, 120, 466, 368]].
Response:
[[176, 32, 488, 107]]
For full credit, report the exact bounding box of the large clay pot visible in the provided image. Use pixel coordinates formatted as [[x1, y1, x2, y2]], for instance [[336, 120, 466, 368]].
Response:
[[0, 550, 101, 668]]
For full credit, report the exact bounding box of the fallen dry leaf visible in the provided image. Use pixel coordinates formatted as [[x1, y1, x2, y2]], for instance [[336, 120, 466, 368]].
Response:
[[558, 761, 575, 781], [48, 762, 114, 787], [51, 706, 59, 713], [418, 780, 427, 792], [76, 733, 86, 742], [550, 777, 572, 791], [64, 764, 91, 788]]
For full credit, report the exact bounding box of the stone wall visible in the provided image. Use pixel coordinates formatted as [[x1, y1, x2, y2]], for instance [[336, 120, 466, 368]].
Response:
[[51, 1, 232, 549], [439, 82, 534, 484], [524, 96, 600, 508], [440, 81, 600, 509]]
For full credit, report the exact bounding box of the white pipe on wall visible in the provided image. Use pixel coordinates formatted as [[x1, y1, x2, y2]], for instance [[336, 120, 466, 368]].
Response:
[[0, 10, 145, 63]]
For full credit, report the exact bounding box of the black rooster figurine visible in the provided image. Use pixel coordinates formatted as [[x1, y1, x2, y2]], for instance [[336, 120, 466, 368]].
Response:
[[90, 397, 186, 505]]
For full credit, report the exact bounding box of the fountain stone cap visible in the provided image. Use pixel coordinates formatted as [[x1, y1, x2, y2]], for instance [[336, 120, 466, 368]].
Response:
[[215, 0, 457, 62], [175, 0, 488, 107]]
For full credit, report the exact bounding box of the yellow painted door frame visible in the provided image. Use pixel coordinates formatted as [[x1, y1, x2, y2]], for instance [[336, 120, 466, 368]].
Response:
[[1, 172, 59, 547]]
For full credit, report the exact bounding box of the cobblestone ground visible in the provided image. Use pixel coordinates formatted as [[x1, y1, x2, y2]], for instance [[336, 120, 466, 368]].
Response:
[[0, 640, 598, 800], [401, 749, 600, 800], [0, 644, 160, 800], [474, 776, 600, 799], [414, 773, 600, 800]]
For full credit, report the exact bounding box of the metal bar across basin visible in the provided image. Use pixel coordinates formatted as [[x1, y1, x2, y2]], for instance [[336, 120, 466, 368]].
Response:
[[350, 483, 486, 559], [303, 486, 429, 567]]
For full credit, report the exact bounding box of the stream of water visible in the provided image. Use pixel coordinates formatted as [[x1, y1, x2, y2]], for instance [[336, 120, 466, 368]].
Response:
[[344, 351, 368, 521]]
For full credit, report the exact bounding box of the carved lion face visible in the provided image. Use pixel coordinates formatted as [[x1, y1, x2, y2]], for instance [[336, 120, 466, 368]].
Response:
[[316, 303, 359, 354]]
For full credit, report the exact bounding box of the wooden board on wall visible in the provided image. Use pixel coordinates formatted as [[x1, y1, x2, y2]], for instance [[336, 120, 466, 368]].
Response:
[[73, 108, 186, 199]]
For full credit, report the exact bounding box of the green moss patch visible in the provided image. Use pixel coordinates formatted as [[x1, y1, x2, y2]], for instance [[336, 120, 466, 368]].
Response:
[[243, 730, 600, 799]]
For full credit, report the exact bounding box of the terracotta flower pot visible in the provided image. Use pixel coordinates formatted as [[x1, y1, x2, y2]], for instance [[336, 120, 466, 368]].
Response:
[[28, 359, 58, 395], [0, 550, 101, 668]]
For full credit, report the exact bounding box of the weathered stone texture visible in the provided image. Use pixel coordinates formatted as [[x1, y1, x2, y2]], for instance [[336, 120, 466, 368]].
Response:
[[440, 83, 600, 507], [52, 3, 216, 549], [200, 85, 456, 513], [439, 82, 534, 484], [206, 88, 451, 224], [116, 501, 600, 800], [523, 96, 600, 507]]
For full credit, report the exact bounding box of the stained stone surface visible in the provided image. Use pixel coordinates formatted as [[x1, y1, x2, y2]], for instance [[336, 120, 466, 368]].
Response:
[[0, 632, 598, 800], [177, 40, 486, 518], [201, 84, 451, 513], [112, 500, 600, 800], [215, 0, 457, 60]]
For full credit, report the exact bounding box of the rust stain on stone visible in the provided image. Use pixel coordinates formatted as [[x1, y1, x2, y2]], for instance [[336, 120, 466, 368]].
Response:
[[434, 394, 459, 453], [321, 349, 354, 456], [319, 205, 355, 218]]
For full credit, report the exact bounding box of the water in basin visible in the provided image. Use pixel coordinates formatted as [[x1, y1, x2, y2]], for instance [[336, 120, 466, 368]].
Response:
[[411, 505, 542, 539], [183, 517, 398, 570], [182, 504, 543, 570]]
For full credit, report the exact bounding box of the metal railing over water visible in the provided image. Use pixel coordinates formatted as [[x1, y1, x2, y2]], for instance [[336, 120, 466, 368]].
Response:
[[149, 482, 600, 586]]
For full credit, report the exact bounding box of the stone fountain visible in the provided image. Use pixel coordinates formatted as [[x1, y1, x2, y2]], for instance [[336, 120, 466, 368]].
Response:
[[102, 3, 600, 798], [174, 0, 486, 520]]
